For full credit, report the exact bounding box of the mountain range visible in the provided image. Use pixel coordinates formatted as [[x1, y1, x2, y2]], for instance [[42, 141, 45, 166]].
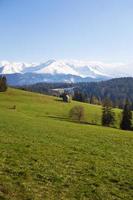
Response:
[[0, 60, 133, 85]]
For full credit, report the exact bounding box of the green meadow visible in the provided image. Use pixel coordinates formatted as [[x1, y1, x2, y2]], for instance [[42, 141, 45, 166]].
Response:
[[0, 88, 133, 200]]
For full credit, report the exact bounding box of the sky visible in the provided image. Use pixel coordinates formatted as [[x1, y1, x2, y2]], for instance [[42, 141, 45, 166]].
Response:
[[0, 0, 133, 63]]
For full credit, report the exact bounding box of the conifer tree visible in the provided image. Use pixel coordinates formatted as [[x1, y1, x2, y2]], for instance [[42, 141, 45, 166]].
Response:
[[120, 99, 132, 130], [102, 98, 115, 127], [0, 76, 7, 92]]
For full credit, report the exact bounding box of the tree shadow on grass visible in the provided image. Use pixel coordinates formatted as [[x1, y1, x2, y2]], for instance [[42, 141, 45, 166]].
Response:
[[47, 115, 69, 122], [47, 115, 102, 127], [54, 99, 63, 102], [54, 99, 70, 103], [39, 114, 118, 130]]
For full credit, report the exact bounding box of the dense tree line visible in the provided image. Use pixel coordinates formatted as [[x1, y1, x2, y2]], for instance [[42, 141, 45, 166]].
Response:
[[19, 77, 133, 109], [19, 82, 74, 96], [72, 77, 133, 109], [0, 76, 7, 92]]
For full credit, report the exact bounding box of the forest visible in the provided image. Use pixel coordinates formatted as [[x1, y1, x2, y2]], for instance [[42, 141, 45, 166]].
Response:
[[19, 77, 133, 109]]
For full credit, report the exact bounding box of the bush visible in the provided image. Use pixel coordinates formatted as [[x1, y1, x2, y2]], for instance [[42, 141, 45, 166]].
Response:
[[69, 106, 85, 122]]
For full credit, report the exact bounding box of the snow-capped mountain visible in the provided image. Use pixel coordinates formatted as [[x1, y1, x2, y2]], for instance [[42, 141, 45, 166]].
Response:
[[0, 59, 109, 78], [0, 59, 132, 85], [0, 61, 37, 74]]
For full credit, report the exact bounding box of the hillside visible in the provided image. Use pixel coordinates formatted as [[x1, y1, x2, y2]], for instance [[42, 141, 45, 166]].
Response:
[[0, 88, 133, 200], [22, 77, 133, 108]]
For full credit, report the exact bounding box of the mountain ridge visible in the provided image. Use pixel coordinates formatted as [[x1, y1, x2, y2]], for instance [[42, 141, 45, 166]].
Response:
[[0, 59, 133, 85]]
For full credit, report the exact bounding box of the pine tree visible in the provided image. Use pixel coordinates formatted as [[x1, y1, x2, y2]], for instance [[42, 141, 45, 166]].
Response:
[[102, 98, 115, 127], [120, 99, 132, 130], [0, 76, 7, 92]]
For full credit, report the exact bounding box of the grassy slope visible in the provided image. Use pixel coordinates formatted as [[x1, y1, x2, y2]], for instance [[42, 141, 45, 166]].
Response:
[[0, 88, 133, 200]]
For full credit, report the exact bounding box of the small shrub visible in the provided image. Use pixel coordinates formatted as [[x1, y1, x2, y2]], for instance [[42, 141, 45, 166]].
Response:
[[69, 105, 85, 122]]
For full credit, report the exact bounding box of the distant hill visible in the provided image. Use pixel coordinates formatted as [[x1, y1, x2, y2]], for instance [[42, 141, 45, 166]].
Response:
[[5, 73, 107, 86]]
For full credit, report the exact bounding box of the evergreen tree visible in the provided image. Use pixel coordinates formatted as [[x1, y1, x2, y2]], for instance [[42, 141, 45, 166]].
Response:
[[120, 99, 132, 130], [102, 98, 115, 127], [0, 76, 7, 92]]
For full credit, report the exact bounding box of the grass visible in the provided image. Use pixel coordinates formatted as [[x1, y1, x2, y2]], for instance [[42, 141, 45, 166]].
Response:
[[0, 88, 133, 200]]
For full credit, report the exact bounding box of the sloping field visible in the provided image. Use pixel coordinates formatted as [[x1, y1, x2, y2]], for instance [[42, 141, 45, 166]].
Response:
[[0, 88, 133, 200]]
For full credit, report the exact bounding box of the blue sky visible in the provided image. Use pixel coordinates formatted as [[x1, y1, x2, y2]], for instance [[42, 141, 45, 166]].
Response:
[[0, 0, 133, 62]]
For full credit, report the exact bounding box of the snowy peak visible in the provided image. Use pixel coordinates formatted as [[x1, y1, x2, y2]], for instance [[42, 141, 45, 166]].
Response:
[[0, 61, 36, 74], [0, 59, 109, 78], [32, 60, 80, 76], [0, 59, 133, 80]]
